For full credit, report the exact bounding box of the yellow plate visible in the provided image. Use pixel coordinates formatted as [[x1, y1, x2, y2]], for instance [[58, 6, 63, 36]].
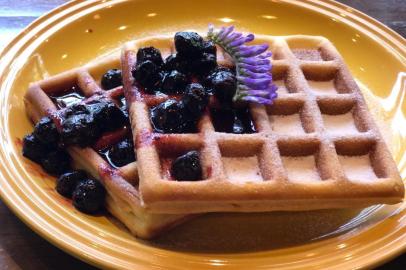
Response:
[[0, 0, 405, 269]]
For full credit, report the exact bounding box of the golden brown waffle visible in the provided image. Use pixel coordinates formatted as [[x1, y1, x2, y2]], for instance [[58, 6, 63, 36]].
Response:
[[23, 53, 190, 239], [122, 35, 404, 214]]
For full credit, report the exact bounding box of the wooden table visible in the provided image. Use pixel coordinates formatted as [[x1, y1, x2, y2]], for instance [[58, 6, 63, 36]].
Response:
[[0, 1, 405, 269]]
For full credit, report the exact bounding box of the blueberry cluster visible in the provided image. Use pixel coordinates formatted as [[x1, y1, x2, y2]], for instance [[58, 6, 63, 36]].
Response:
[[170, 32, 217, 76], [61, 99, 127, 147], [21, 72, 130, 215], [22, 116, 107, 214], [131, 32, 224, 134], [150, 83, 208, 133], [22, 117, 70, 175], [132, 32, 218, 95], [56, 170, 106, 214]]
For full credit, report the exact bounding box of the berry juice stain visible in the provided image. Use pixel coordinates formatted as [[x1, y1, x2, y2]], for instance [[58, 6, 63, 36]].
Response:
[[160, 157, 174, 180]]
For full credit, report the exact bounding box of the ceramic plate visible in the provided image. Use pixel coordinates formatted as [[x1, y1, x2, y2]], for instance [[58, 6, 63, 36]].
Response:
[[0, 0, 405, 269]]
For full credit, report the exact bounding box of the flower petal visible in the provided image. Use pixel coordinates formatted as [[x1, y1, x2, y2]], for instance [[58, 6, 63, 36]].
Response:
[[237, 44, 269, 57], [218, 25, 234, 40], [240, 57, 270, 65], [239, 63, 271, 73], [245, 34, 255, 43], [242, 96, 274, 105]]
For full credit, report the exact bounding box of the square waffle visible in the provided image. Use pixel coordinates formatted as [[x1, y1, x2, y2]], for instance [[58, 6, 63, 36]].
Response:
[[24, 53, 191, 239], [122, 35, 404, 214]]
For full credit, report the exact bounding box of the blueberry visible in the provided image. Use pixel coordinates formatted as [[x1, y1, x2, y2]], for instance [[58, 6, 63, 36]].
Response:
[[235, 108, 256, 133], [161, 70, 188, 94], [232, 118, 245, 134], [211, 108, 235, 133], [174, 32, 205, 57], [136, 47, 164, 67], [206, 69, 237, 103], [72, 178, 106, 214], [171, 151, 202, 181], [182, 83, 208, 118], [132, 60, 162, 91], [88, 99, 127, 131], [56, 170, 87, 198], [150, 99, 194, 133], [101, 69, 122, 90], [41, 150, 71, 175], [22, 134, 49, 163], [61, 105, 100, 147], [211, 107, 256, 134], [164, 54, 179, 71], [164, 53, 190, 73], [108, 139, 136, 167], [33, 117, 59, 147], [191, 52, 217, 75]]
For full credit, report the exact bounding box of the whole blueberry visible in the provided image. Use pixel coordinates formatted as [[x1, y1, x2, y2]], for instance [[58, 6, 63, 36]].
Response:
[[22, 133, 50, 163], [41, 150, 71, 175], [33, 117, 59, 147], [164, 53, 191, 74], [33, 116, 59, 148], [61, 114, 100, 147], [136, 47, 164, 67], [56, 170, 87, 198], [206, 69, 237, 104], [182, 83, 208, 118], [108, 139, 136, 167], [174, 32, 205, 57], [150, 99, 194, 133], [171, 151, 202, 181], [191, 52, 217, 75], [72, 178, 106, 214], [132, 60, 162, 91], [88, 99, 127, 131], [161, 70, 188, 94], [210, 108, 235, 133], [164, 54, 179, 71], [101, 69, 122, 90], [235, 107, 256, 134], [211, 107, 256, 134]]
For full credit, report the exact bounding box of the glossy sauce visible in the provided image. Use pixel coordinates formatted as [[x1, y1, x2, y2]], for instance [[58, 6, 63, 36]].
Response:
[[49, 85, 85, 108]]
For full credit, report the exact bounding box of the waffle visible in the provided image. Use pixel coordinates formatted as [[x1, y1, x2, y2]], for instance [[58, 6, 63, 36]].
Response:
[[122, 35, 404, 214], [23, 53, 191, 239]]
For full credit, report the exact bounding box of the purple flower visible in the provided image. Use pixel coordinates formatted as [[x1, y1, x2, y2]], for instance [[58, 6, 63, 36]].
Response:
[[207, 24, 278, 105]]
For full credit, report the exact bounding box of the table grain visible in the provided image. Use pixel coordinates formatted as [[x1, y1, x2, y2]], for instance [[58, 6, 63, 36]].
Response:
[[0, 0, 405, 269]]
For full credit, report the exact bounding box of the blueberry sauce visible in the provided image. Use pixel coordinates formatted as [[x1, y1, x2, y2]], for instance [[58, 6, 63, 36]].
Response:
[[49, 85, 85, 109]]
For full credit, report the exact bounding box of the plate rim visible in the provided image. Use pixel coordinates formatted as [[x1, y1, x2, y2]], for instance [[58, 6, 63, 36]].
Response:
[[0, 0, 405, 269]]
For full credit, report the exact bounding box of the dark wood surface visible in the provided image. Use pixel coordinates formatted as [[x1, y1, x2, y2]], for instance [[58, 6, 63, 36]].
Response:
[[0, 1, 405, 269]]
